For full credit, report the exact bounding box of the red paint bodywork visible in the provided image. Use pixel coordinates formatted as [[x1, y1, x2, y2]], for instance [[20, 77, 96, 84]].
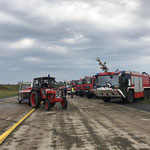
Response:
[[40, 88, 63, 103], [82, 76, 96, 90]]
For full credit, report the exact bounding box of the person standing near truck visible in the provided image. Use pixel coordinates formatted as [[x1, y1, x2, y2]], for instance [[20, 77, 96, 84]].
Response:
[[71, 86, 74, 98], [64, 85, 67, 97]]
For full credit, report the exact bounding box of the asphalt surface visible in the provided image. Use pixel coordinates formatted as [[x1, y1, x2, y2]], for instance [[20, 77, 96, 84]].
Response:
[[110, 98, 150, 112], [0, 96, 150, 150]]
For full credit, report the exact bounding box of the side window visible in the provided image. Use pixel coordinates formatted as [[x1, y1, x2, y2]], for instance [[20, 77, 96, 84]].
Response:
[[33, 80, 39, 88], [94, 78, 97, 86]]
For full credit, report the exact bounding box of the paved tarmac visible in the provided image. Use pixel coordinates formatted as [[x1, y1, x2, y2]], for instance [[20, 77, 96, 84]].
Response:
[[1, 96, 150, 150]]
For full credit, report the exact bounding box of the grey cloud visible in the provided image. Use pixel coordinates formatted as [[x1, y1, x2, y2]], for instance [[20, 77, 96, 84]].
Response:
[[0, 0, 150, 83]]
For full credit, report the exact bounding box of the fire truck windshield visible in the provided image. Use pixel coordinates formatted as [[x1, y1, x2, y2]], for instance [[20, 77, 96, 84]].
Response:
[[77, 80, 82, 85], [97, 75, 119, 87], [84, 78, 91, 84]]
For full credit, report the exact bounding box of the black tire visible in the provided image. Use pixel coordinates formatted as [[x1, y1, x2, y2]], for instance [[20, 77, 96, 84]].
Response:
[[62, 97, 68, 109], [102, 97, 111, 102], [79, 91, 84, 97], [30, 91, 41, 108], [144, 90, 148, 100], [148, 89, 150, 99], [45, 100, 51, 111], [126, 90, 134, 103], [18, 97, 22, 104], [87, 93, 93, 99], [51, 102, 55, 107], [28, 99, 31, 106]]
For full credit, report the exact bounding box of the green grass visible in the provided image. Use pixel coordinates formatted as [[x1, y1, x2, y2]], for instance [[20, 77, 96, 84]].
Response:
[[139, 99, 150, 104], [0, 84, 19, 98], [0, 83, 63, 98]]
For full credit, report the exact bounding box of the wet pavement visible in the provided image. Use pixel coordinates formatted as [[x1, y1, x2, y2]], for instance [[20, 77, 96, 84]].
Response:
[[1, 96, 150, 150]]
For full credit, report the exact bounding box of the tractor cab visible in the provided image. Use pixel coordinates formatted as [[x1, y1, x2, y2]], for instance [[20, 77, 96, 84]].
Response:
[[33, 77, 55, 89]]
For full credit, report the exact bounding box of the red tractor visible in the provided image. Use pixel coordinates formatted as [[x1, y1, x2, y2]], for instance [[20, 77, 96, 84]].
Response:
[[29, 76, 67, 111]]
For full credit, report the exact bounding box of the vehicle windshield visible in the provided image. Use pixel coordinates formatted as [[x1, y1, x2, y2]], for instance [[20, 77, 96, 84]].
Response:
[[70, 80, 76, 85], [97, 75, 119, 87], [77, 80, 82, 85], [33, 78, 55, 88], [83, 78, 91, 84], [66, 85, 71, 88], [21, 84, 31, 90]]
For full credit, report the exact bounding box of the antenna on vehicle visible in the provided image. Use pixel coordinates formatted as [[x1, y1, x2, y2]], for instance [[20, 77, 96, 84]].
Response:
[[96, 57, 109, 72]]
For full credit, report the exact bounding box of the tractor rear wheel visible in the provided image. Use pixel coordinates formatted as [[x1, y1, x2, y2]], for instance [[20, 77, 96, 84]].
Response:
[[30, 91, 41, 108], [62, 97, 67, 109], [45, 100, 51, 111]]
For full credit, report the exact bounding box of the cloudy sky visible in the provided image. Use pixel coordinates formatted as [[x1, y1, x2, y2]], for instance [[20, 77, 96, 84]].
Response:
[[0, 0, 150, 83]]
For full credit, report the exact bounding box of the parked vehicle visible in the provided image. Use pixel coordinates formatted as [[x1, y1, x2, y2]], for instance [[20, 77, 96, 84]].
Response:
[[30, 76, 67, 111], [93, 58, 150, 103], [83, 76, 97, 98], [18, 82, 32, 104], [66, 84, 71, 95], [76, 79, 84, 96]]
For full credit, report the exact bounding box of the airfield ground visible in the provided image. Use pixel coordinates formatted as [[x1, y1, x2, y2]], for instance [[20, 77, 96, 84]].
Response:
[[1, 96, 150, 150]]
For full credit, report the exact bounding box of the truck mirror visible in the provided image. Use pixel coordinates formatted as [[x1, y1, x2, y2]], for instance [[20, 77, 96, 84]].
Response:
[[128, 79, 131, 86]]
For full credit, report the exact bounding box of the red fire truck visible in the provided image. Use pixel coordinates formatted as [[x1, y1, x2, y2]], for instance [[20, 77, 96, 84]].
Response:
[[92, 57, 150, 103], [82, 76, 96, 98], [93, 71, 150, 103], [76, 79, 84, 96]]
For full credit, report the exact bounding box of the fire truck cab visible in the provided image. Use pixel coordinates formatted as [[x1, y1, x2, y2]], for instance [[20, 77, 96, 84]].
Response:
[[93, 71, 150, 103], [76, 79, 84, 96], [82, 76, 97, 98]]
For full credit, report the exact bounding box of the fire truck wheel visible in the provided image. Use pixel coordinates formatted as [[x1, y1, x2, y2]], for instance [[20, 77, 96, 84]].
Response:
[[18, 97, 22, 104], [144, 90, 148, 100], [51, 102, 55, 107], [30, 91, 41, 108], [62, 97, 67, 109], [148, 89, 150, 99], [103, 97, 111, 102], [87, 94, 92, 99], [126, 90, 134, 103], [45, 100, 51, 111]]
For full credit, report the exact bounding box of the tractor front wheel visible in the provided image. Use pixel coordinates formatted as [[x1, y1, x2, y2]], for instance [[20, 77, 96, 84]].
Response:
[[61, 97, 68, 109], [45, 100, 51, 111], [51, 102, 55, 107], [30, 91, 41, 108]]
